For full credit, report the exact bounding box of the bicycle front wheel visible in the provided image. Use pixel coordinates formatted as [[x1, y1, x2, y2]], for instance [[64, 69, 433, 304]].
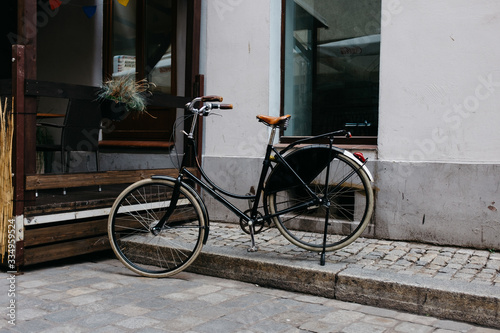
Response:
[[108, 178, 207, 277], [266, 151, 374, 252]]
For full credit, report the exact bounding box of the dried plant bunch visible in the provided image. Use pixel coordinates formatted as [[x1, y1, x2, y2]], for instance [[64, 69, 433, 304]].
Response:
[[0, 98, 14, 258], [98, 75, 155, 113]]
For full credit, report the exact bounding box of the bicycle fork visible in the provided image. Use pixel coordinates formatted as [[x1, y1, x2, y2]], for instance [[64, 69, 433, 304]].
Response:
[[150, 176, 183, 235], [320, 137, 334, 266]]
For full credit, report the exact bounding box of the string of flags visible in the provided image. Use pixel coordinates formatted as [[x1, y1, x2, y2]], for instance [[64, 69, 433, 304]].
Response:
[[49, 0, 131, 18]]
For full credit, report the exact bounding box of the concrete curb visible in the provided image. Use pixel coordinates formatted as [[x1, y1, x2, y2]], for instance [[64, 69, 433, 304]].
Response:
[[187, 240, 500, 329]]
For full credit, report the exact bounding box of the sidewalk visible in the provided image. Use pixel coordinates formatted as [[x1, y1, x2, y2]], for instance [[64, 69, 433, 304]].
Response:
[[3, 222, 499, 331], [3, 254, 499, 333], [186, 222, 500, 329]]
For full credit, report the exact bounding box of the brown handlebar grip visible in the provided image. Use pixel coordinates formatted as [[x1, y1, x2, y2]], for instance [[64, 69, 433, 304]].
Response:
[[219, 104, 233, 109], [201, 95, 223, 102]]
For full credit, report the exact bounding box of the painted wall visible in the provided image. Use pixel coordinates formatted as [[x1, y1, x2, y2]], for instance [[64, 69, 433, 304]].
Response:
[[200, 0, 500, 249], [200, 0, 280, 218], [378, 0, 500, 163], [375, 0, 500, 248]]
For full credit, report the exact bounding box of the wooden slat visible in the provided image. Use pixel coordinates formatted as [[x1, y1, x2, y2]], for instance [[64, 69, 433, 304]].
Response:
[[24, 218, 108, 247], [25, 168, 196, 190], [98, 140, 175, 149], [23, 235, 110, 266], [25, 80, 100, 100], [25, 79, 191, 107]]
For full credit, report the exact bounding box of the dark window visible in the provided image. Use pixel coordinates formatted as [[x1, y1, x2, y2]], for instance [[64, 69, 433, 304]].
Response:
[[103, 0, 179, 141], [0, 2, 17, 80], [282, 0, 381, 140]]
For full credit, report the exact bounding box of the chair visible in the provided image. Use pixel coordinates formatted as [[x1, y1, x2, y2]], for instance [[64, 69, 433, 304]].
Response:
[[36, 98, 102, 175]]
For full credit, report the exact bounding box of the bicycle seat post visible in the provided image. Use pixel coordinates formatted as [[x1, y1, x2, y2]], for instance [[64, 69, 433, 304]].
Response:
[[268, 126, 277, 145]]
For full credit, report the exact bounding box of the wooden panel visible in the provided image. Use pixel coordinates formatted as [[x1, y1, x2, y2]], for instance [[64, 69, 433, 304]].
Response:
[[98, 140, 174, 149], [24, 218, 107, 247], [25, 167, 196, 190], [23, 236, 110, 266], [24, 80, 191, 107], [25, 80, 99, 100]]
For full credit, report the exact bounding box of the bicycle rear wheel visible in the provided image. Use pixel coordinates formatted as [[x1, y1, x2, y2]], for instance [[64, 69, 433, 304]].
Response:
[[266, 151, 374, 252], [108, 178, 206, 277]]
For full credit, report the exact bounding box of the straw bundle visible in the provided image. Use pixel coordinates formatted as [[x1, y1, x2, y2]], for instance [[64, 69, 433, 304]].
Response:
[[0, 98, 14, 261]]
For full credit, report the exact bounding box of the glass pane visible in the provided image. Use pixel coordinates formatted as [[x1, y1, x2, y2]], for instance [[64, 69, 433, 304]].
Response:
[[112, 0, 136, 77], [284, 0, 381, 136], [146, 0, 174, 94]]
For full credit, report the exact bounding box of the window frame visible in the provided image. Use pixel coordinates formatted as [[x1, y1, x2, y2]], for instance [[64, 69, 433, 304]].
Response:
[[279, 0, 379, 146], [102, 0, 202, 144]]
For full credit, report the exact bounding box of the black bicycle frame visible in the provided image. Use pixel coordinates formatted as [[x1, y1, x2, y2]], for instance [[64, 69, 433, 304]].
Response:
[[152, 126, 349, 235], [177, 129, 348, 223]]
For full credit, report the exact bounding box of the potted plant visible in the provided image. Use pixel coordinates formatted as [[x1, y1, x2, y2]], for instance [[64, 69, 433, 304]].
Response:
[[98, 74, 155, 120]]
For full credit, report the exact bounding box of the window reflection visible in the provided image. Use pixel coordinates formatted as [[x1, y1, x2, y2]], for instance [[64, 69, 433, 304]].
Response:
[[284, 0, 381, 137], [112, 0, 136, 77], [111, 0, 174, 94], [146, 0, 174, 94]]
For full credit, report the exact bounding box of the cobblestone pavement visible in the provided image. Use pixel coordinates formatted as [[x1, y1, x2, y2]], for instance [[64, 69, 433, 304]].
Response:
[[1, 255, 499, 333], [207, 223, 500, 286]]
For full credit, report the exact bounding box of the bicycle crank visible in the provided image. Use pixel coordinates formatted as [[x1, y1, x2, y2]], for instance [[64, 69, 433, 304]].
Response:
[[239, 211, 266, 234]]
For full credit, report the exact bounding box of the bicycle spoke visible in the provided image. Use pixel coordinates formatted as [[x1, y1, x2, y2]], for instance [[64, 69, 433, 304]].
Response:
[[108, 179, 206, 277], [266, 150, 373, 252]]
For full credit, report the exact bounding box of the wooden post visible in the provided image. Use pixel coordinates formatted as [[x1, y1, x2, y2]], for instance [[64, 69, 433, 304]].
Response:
[[12, 0, 38, 267], [20, 0, 37, 207], [12, 45, 25, 217], [186, 0, 201, 98]]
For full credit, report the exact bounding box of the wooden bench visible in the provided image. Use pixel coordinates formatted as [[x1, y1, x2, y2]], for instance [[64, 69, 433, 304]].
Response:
[[22, 168, 197, 266]]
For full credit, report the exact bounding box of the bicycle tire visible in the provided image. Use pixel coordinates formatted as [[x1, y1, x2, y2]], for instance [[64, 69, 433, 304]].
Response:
[[265, 150, 374, 252], [108, 178, 207, 278]]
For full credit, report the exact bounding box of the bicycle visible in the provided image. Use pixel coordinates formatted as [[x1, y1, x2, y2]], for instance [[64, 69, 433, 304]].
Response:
[[107, 95, 374, 277]]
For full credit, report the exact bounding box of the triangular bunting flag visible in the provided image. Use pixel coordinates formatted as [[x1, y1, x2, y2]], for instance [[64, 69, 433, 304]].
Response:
[[117, 0, 130, 6], [50, 0, 62, 10], [83, 6, 97, 18]]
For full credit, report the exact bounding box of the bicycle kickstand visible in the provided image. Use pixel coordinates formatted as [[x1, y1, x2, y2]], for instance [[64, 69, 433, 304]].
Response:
[[247, 221, 259, 252]]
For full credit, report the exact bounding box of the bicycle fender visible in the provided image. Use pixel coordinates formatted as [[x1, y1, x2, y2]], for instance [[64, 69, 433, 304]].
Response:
[[342, 151, 374, 182], [265, 145, 342, 194], [151, 175, 176, 181]]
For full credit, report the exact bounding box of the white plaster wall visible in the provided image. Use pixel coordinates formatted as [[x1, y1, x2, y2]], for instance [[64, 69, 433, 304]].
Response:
[[200, 0, 280, 221], [202, 0, 275, 159], [378, 0, 500, 163], [375, 0, 500, 249], [199, 0, 500, 247]]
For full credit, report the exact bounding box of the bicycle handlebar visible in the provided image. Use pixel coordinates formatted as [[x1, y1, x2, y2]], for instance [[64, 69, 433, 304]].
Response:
[[183, 96, 233, 139], [201, 95, 223, 102], [185, 96, 232, 115], [212, 103, 233, 110]]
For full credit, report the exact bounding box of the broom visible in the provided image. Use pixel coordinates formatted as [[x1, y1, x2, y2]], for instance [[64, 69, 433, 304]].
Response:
[[0, 98, 14, 262]]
